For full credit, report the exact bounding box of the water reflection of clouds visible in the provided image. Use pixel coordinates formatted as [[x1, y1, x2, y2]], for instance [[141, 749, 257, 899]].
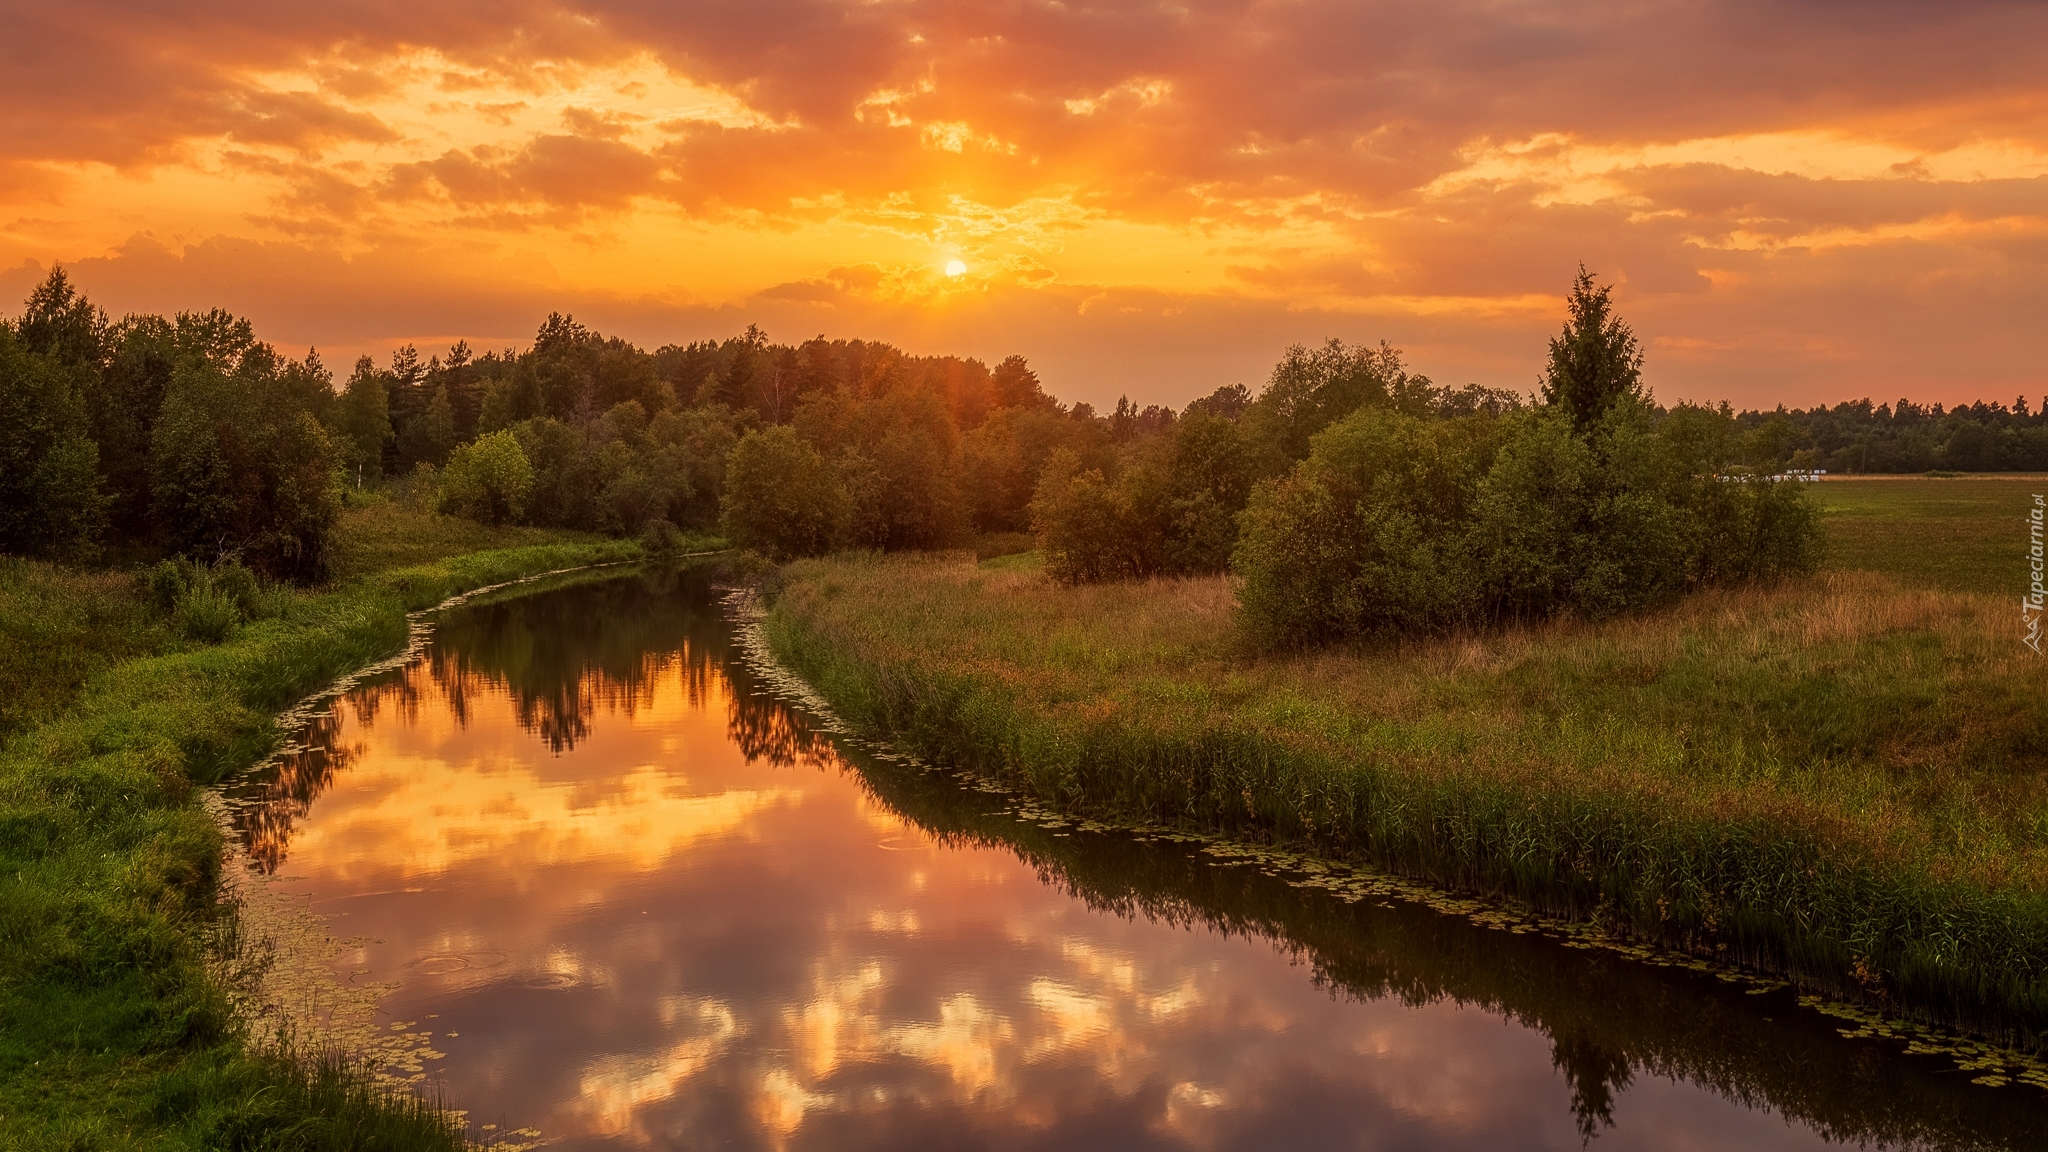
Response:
[[235, 577, 2042, 1151]]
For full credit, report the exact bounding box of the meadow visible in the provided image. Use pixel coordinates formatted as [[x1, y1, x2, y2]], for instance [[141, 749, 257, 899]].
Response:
[[1815, 474, 2047, 595], [766, 476, 2048, 1048], [0, 508, 703, 1150]]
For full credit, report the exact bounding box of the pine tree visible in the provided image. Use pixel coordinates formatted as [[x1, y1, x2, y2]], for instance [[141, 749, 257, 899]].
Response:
[[338, 355, 391, 480], [1541, 266, 1644, 431]]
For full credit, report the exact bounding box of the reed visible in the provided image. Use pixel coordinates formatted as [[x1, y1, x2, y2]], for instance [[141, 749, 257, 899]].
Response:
[[0, 515, 650, 1147], [765, 549, 2048, 1048]]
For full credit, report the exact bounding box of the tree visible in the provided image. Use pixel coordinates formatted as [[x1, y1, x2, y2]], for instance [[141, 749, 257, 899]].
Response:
[[989, 354, 1047, 409], [149, 352, 340, 580], [439, 431, 533, 525], [1158, 411, 1253, 573], [16, 267, 107, 370], [337, 355, 391, 479], [0, 325, 106, 559], [1542, 266, 1643, 431], [720, 426, 846, 559], [96, 315, 178, 535], [399, 383, 457, 467], [1030, 449, 1153, 584]]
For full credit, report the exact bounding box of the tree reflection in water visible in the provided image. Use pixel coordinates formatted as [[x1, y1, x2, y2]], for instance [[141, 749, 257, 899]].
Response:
[[227, 564, 728, 872], [225, 565, 2047, 1149], [810, 700, 2048, 1151]]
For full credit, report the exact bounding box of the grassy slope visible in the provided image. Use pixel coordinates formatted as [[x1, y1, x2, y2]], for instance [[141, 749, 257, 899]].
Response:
[[0, 508, 684, 1150], [765, 477, 2048, 1047]]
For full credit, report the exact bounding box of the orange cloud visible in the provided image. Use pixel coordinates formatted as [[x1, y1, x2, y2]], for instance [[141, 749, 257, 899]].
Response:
[[3, 1, 2045, 409]]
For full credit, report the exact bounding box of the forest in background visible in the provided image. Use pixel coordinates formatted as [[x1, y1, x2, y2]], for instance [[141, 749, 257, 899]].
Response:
[[0, 264, 2034, 599]]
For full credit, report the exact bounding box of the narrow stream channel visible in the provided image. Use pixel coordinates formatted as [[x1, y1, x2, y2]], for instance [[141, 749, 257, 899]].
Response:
[[222, 564, 2047, 1150]]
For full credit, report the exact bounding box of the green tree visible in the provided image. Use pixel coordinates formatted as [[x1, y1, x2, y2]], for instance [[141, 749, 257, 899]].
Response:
[[1542, 266, 1643, 431], [399, 382, 457, 468], [439, 430, 534, 525], [0, 325, 107, 559], [337, 355, 392, 481], [16, 266, 107, 370], [1030, 449, 1153, 584], [149, 352, 340, 580], [720, 425, 846, 559], [1158, 412, 1253, 573], [509, 417, 598, 529], [1240, 338, 1411, 468]]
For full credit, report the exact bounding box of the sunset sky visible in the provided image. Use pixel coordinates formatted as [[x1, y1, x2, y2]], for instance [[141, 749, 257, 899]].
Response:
[[4, 1, 2044, 410]]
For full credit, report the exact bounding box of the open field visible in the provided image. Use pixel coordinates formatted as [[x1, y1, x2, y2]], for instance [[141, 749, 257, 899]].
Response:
[[766, 479, 2048, 1047], [0, 509, 702, 1149], [1818, 474, 2046, 596]]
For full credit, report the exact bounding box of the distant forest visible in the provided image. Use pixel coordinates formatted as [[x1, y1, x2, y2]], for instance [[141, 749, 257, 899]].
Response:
[[0, 265, 2037, 586]]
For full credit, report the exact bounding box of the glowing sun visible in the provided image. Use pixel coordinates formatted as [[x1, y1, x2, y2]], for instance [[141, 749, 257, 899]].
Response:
[[943, 259, 968, 277]]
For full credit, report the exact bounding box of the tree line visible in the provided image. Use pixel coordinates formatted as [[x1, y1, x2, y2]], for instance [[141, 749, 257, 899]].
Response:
[[1734, 396, 2048, 474], [1, 264, 1826, 644]]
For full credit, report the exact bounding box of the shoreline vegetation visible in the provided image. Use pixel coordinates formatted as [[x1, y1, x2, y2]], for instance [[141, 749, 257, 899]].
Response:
[[9, 258, 2048, 1143], [761, 485, 2048, 1052], [0, 505, 717, 1148]]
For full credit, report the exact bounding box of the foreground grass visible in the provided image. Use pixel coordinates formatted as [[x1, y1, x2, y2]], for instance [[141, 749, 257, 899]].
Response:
[[767, 545, 2048, 1048], [0, 511, 690, 1149], [1818, 474, 2047, 595]]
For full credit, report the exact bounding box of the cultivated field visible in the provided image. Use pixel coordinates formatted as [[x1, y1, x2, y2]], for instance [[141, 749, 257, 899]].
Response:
[[1818, 474, 2047, 595]]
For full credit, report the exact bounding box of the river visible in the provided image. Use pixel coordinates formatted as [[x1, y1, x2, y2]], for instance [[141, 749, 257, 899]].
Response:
[[221, 563, 2047, 1150]]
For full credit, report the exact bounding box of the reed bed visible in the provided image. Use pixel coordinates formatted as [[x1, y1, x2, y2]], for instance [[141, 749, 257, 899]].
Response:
[[766, 551, 2048, 1047]]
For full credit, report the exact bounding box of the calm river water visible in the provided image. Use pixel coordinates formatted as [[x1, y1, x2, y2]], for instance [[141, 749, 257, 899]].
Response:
[[226, 565, 2045, 1150]]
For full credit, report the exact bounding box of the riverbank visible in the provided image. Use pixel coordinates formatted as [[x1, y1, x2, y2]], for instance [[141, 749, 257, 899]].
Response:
[[762, 493, 2048, 1049], [0, 507, 712, 1148]]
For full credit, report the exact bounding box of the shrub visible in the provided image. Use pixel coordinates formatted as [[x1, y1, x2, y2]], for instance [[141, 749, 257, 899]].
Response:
[[439, 430, 534, 526], [146, 557, 276, 642], [1235, 409, 1496, 643], [1235, 402, 1822, 647], [174, 581, 240, 642], [639, 518, 685, 553]]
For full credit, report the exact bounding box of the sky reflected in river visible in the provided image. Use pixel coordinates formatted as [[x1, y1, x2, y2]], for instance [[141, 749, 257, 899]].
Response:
[[229, 569, 2044, 1151]]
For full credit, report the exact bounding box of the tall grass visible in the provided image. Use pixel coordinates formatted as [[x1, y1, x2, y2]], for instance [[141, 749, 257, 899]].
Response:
[[0, 529, 643, 1148], [766, 551, 2048, 1048]]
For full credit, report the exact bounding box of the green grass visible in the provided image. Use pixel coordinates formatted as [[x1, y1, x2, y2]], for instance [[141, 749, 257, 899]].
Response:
[[0, 561, 170, 749], [327, 502, 611, 581], [1818, 475, 2047, 596], [0, 511, 654, 1149], [766, 531, 2048, 1049]]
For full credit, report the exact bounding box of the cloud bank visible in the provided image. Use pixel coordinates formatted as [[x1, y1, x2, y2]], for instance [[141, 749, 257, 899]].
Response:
[[4, 0, 2044, 407]]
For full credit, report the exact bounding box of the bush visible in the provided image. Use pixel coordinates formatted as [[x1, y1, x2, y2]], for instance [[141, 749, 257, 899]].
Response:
[[639, 518, 685, 553], [174, 581, 240, 642], [439, 430, 533, 526], [1235, 403, 1822, 647], [1235, 409, 1495, 643], [146, 557, 277, 642], [720, 426, 847, 559]]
